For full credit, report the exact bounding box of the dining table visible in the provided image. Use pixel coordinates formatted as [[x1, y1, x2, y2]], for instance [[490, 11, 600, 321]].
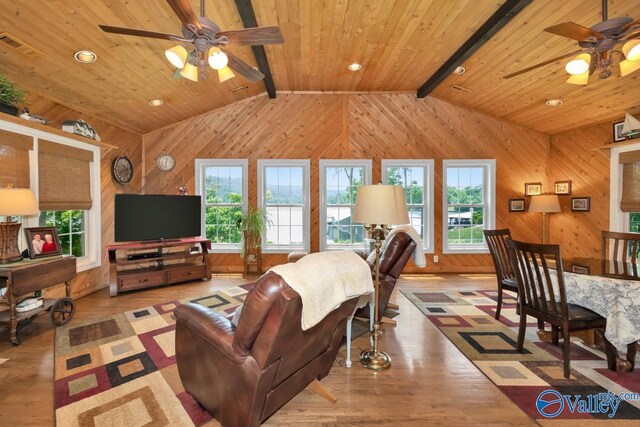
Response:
[[550, 257, 640, 372]]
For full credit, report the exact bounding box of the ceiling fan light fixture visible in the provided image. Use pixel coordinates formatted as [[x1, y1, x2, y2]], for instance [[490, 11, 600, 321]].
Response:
[[179, 62, 199, 82], [208, 48, 228, 70], [565, 54, 591, 75], [620, 58, 640, 77], [165, 45, 188, 69], [622, 40, 640, 62], [218, 66, 236, 83], [566, 70, 589, 85], [74, 50, 97, 64]]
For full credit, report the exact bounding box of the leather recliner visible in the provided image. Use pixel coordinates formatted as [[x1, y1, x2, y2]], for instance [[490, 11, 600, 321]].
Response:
[[174, 271, 359, 427], [356, 232, 417, 320]]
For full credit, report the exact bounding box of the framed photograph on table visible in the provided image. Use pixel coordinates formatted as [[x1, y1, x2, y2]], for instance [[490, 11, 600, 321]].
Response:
[[554, 181, 572, 195], [24, 227, 62, 259], [571, 264, 590, 275], [613, 121, 625, 143], [525, 182, 542, 196], [571, 197, 590, 212], [509, 199, 525, 212]]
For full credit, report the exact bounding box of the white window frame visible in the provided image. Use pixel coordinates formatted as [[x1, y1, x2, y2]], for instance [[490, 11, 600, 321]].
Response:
[[382, 159, 435, 253], [609, 141, 640, 232], [195, 159, 248, 253], [257, 159, 310, 253], [442, 159, 496, 254], [319, 159, 372, 251], [0, 118, 101, 273]]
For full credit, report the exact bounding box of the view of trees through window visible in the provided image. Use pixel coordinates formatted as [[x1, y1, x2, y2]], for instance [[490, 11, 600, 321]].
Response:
[[325, 167, 364, 245], [39, 210, 85, 257], [386, 166, 424, 238], [446, 167, 485, 245], [264, 166, 304, 247], [631, 212, 640, 233], [204, 166, 243, 244]]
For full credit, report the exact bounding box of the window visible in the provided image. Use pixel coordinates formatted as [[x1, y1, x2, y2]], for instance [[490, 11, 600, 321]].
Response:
[[443, 160, 495, 253], [39, 210, 86, 257], [319, 160, 372, 251], [258, 160, 310, 253], [609, 142, 640, 234], [382, 160, 434, 253], [195, 159, 248, 252]]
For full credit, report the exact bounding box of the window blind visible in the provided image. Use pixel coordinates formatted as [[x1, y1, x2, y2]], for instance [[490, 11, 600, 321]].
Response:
[[0, 128, 32, 188], [619, 150, 640, 213], [38, 139, 93, 210]]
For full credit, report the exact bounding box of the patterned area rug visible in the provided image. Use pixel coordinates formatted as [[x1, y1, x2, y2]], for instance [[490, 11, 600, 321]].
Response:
[[400, 289, 640, 421], [54, 286, 370, 426]]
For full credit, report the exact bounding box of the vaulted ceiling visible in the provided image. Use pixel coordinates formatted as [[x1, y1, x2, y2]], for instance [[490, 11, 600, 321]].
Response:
[[0, 0, 639, 135]]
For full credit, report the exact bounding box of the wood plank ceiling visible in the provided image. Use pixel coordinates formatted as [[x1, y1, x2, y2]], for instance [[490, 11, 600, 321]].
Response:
[[0, 0, 639, 135]]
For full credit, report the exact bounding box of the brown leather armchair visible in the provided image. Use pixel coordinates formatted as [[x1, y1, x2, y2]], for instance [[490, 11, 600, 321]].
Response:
[[356, 232, 417, 321], [174, 271, 359, 427]]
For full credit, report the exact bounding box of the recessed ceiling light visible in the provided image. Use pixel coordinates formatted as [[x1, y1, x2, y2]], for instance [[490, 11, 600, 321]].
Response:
[[453, 66, 466, 75], [545, 99, 563, 107], [348, 63, 362, 71], [74, 50, 97, 63], [149, 99, 164, 107]]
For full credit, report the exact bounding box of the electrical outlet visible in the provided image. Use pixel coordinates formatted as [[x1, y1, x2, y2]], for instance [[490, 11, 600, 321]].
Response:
[[433, 255, 439, 263]]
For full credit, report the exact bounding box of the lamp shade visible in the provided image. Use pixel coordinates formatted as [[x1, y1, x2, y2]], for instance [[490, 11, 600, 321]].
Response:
[[353, 185, 409, 225], [0, 188, 39, 216], [565, 53, 590, 75], [622, 39, 640, 62], [179, 62, 199, 82], [165, 45, 188, 69], [217, 66, 235, 83], [528, 195, 561, 213], [208, 48, 229, 70]]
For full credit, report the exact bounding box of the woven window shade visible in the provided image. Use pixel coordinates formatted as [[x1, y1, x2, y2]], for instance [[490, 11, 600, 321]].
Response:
[[0, 129, 32, 188], [620, 150, 640, 213], [38, 140, 93, 210]]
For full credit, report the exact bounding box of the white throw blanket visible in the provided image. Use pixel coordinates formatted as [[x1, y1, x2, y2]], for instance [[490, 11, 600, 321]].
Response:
[[270, 251, 374, 330], [367, 224, 427, 267]]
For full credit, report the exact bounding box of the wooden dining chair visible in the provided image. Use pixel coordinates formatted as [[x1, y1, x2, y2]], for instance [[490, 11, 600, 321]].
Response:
[[505, 238, 608, 378], [601, 231, 640, 277], [483, 229, 519, 319]]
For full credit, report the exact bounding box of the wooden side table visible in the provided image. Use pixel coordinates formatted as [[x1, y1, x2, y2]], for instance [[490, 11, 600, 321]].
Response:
[[0, 256, 76, 345]]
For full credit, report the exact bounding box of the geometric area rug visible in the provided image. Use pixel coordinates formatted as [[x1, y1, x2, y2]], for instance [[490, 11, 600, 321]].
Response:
[[54, 285, 371, 426], [400, 289, 640, 421]]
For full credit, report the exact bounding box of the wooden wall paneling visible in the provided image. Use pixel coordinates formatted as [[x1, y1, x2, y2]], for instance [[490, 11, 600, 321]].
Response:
[[143, 92, 550, 274], [20, 95, 143, 300]]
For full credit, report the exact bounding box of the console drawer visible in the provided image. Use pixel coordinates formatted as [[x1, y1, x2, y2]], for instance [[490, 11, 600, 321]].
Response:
[[119, 271, 166, 290], [167, 265, 206, 283]]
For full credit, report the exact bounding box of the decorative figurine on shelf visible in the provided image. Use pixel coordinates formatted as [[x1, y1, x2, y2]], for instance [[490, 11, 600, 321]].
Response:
[[178, 175, 188, 195], [61, 119, 101, 141], [19, 108, 49, 124]]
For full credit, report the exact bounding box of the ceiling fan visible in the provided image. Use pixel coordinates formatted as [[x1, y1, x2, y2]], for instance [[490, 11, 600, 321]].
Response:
[[99, 0, 283, 83], [504, 0, 640, 84]]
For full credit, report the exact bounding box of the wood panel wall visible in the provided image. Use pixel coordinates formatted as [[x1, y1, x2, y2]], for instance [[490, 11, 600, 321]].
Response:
[[143, 93, 550, 273], [22, 95, 143, 299], [548, 123, 611, 260]]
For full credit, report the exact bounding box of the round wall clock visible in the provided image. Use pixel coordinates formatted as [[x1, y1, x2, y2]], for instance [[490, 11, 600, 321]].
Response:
[[112, 156, 133, 184], [157, 153, 176, 172]]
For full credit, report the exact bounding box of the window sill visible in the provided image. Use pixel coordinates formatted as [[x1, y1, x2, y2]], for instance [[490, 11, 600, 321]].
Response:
[[442, 247, 489, 255], [263, 246, 308, 254], [77, 256, 101, 273]]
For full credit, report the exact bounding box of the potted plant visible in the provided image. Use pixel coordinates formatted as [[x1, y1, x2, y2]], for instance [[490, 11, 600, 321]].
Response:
[[237, 206, 272, 275], [0, 73, 26, 116]]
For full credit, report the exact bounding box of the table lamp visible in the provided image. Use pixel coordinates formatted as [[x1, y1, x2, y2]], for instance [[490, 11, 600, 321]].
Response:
[[528, 194, 560, 244], [353, 184, 409, 370], [0, 188, 39, 263]]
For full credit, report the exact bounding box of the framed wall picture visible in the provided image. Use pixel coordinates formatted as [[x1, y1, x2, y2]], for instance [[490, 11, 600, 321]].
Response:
[[571, 197, 590, 212], [554, 180, 572, 195], [24, 227, 62, 259], [525, 182, 542, 196], [571, 264, 590, 275], [509, 198, 525, 212], [613, 121, 625, 143]]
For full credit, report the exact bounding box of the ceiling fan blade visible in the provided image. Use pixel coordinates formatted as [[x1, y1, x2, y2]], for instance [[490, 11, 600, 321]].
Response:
[[99, 25, 190, 42], [166, 0, 202, 31], [544, 22, 604, 41], [622, 17, 640, 32], [503, 50, 585, 79], [224, 50, 265, 82], [216, 26, 284, 46]]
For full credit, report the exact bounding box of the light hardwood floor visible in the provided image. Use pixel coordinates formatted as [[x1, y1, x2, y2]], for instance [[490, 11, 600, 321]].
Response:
[[0, 273, 625, 426]]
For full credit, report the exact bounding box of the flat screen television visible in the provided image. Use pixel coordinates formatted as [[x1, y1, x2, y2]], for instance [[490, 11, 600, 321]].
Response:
[[114, 194, 201, 242]]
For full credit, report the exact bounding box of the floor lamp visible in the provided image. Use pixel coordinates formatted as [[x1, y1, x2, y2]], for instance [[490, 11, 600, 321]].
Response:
[[353, 184, 409, 370], [528, 194, 561, 244]]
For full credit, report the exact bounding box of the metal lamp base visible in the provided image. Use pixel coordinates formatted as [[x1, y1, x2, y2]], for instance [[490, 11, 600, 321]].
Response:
[[359, 349, 391, 371]]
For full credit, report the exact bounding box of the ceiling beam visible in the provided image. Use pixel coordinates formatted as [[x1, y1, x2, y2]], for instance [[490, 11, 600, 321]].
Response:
[[416, 0, 532, 98], [234, 0, 276, 98]]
